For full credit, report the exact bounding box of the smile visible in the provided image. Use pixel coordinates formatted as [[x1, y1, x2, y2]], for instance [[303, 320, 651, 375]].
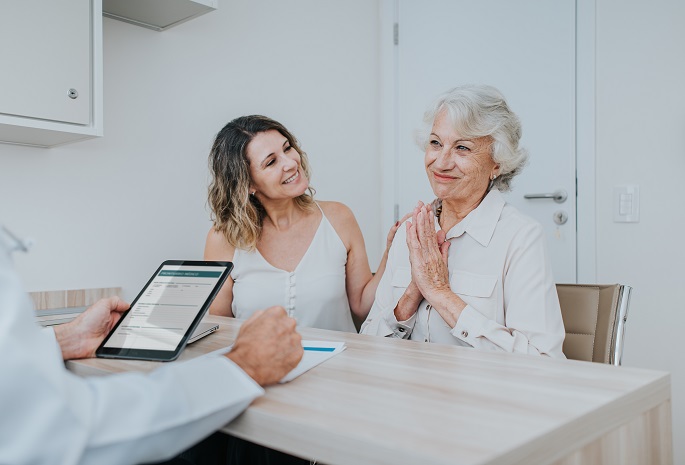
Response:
[[283, 170, 300, 184], [432, 172, 457, 181]]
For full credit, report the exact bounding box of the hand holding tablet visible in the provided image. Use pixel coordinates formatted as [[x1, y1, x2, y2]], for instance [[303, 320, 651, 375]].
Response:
[[96, 260, 232, 361]]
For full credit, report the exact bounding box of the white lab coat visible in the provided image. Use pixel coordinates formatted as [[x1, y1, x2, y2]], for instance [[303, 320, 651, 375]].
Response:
[[0, 239, 263, 465]]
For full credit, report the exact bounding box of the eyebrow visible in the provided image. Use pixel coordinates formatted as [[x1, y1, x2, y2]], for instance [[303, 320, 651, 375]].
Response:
[[430, 133, 475, 145], [259, 138, 289, 165]]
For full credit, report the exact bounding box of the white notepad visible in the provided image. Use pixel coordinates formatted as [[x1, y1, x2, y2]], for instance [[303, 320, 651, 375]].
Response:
[[206, 340, 346, 383], [279, 340, 346, 383]]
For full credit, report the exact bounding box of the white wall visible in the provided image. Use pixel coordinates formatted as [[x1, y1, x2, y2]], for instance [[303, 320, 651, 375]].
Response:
[[0, 0, 382, 301], [596, 0, 685, 461], [2, 0, 683, 460]]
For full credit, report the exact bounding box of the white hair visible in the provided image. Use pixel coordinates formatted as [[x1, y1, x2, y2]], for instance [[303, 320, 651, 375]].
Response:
[[418, 84, 528, 192]]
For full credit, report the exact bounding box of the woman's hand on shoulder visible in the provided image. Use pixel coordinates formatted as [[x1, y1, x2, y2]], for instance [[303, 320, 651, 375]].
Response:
[[387, 211, 412, 252]]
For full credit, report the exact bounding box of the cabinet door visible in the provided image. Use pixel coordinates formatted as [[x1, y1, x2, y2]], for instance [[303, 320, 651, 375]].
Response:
[[0, 0, 91, 125]]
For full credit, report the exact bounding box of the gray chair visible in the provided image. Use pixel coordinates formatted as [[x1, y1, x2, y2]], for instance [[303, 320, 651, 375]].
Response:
[[556, 284, 632, 366]]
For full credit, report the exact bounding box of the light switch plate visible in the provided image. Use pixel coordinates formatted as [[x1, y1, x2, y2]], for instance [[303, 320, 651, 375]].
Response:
[[613, 185, 640, 223]]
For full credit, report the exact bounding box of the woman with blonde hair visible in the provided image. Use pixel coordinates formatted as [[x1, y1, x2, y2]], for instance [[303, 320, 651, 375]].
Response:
[[205, 115, 401, 331]]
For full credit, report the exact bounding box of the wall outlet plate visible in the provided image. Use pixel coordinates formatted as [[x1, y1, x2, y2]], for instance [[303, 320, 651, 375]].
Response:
[[613, 185, 640, 223]]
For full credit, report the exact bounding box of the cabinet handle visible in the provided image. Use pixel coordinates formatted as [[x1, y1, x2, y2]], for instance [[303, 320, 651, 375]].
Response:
[[68, 88, 79, 99]]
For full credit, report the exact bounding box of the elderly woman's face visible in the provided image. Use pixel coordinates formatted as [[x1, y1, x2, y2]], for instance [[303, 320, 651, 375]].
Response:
[[425, 110, 498, 205]]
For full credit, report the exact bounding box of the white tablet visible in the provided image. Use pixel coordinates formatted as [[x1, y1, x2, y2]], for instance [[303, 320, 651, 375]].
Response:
[[96, 260, 232, 361]]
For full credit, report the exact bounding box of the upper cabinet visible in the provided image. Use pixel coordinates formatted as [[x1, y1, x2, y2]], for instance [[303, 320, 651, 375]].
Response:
[[103, 0, 217, 31], [0, 0, 216, 148], [0, 0, 102, 148]]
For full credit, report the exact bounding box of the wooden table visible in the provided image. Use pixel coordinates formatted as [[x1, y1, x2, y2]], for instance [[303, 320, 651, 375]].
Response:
[[67, 315, 672, 465]]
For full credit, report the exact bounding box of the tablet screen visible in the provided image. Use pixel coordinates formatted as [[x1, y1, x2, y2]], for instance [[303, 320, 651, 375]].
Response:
[[97, 261, 231, 361]]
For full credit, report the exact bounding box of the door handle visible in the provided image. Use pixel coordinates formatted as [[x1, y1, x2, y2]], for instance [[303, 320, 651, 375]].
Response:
[[524, 189, 567, 203]]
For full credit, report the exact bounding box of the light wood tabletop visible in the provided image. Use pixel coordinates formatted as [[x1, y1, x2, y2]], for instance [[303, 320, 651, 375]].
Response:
[[67, 315, 672, 465]]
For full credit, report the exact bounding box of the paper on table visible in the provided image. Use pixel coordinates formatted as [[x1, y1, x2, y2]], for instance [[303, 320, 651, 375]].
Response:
[[203, 340, 346, 383], [279, 340, 346, 383]]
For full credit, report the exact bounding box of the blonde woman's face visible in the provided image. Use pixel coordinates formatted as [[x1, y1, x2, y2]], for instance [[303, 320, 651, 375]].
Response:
[[424, 110, 498, 205], [246, 130, 309, 201]]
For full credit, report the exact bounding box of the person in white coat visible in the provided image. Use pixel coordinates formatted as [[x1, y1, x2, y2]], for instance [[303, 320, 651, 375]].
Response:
[[0, 226, 303, 465]]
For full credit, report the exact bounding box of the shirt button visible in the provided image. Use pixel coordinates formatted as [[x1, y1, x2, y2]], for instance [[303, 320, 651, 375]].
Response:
[[425, 304, 431, 310], [424, 338, 429, 342], [461, 330, 468, 338], [398, 327, 405, 333]]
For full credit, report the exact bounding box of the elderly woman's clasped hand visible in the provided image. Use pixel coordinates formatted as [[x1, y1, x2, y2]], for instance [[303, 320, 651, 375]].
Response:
[[405, 201, 451, 304]]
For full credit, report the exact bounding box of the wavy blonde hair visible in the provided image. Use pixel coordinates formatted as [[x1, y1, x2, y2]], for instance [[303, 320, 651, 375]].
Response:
[[208, 115, 316, 250]]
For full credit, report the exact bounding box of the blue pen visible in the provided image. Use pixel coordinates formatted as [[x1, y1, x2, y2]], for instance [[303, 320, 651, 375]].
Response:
[[303, 346, 336, 352]]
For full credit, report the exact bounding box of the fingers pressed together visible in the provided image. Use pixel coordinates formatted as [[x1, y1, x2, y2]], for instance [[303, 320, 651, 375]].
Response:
[[404, 202, 451, 298]]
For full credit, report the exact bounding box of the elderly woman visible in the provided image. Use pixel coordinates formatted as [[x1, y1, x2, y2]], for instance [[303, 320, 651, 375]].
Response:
[[361, 85, 565, 357]]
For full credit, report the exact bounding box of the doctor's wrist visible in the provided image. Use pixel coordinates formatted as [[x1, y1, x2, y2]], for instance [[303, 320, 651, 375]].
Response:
[[53, 322, 85, 361]]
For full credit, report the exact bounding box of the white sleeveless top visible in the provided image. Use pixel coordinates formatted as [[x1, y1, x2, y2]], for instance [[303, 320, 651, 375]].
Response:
[[231, 205, 356, 333]]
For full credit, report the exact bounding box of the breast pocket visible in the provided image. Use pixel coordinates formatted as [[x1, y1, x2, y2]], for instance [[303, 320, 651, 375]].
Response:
[[391, 267, 412, 302], [449, 270, 498, 319]]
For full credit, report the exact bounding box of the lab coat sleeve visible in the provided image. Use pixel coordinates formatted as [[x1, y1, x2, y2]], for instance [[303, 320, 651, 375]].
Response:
[[0, 250, 263, 465], [450, 222, 566, 357]]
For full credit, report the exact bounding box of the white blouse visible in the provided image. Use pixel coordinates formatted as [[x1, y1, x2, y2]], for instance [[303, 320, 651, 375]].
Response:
[[361, 190, 566, 357], [231, 205, 356, 333]]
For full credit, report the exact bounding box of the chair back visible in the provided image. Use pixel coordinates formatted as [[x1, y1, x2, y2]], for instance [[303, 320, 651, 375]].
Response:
[[556, 284, 631, 366]]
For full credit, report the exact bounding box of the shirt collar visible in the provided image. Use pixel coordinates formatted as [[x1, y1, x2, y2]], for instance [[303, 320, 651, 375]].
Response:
[[442, 189, 505, 246]]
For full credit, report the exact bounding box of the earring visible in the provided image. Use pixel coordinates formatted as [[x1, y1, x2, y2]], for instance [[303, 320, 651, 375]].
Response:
[[488, 174, 497, 191], [250, 191, 256, 196]]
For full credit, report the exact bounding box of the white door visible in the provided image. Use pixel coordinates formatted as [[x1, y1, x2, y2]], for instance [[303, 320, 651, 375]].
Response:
[[393, 0, 577, 283]]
